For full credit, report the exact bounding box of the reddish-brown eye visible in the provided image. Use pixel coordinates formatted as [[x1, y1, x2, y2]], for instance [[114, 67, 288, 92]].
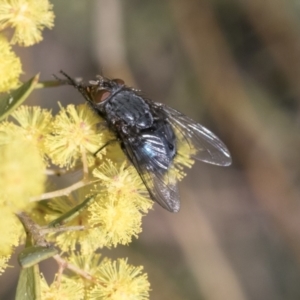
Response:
[[113, 78, 125, 85], [95, 89, 111, 103]]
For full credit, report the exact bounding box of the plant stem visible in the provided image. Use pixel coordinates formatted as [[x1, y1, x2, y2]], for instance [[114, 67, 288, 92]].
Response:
[[34, 80, 64, 89], [30, 179, 97, 202], [41, 225, 85, 234], [16, 212, 48, 247], [53, 254, 95, 281]]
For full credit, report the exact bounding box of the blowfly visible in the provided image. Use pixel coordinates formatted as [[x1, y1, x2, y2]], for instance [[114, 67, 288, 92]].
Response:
[[56, 71, 232, 212]]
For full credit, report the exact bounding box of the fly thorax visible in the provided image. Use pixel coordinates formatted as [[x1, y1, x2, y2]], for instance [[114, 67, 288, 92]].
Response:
[[105, 91, 154, 129]]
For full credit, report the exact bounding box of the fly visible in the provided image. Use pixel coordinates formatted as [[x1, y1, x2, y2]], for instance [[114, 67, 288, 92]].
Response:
[[56, 71, 232, 212]]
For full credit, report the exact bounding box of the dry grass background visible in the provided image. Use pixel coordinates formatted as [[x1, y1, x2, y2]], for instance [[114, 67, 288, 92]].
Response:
[[2, 0, 300, 299]]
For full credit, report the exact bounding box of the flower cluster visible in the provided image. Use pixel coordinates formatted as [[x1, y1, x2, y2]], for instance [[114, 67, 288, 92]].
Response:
[[0, 0, 54, 92], [0, 106, 48, 273], [88, 257, 150, 300], [0, 3, 197, 298], [0, 104, 155, 299], [42, 103, 153, 251], [0, 1, 157, 298], [40, 253, 150, 300], [45, 104, 106, 168], [0, 35, 22, 92], [88, 161, 152, 247]]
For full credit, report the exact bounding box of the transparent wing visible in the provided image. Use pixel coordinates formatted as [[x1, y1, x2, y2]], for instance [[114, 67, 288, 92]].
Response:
[[122, 136, 181, 213], [155, 104, 232, 166]]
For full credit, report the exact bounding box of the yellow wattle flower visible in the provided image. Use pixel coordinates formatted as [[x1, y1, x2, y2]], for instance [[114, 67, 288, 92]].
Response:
[[89, 258, 150, 300], [11, 105, 53, 157], [89, 160, 153, 247], [0, 139, 46, 210], [0, 0, 54, 46], [40, 274, 84, 300], [0, 35, 22, 92], [45, 104, 107, 168]]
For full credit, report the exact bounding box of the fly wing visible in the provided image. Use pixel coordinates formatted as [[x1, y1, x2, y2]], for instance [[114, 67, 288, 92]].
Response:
[[154, 104, 232, 166], [122, 135, 180, 213]]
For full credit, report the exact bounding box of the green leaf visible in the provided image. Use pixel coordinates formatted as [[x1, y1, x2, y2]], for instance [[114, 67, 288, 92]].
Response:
[[18, 246, 58, 268], [49, 195, 95, 227], [16, 264, 41, 300], [0, 74, 39, 121]]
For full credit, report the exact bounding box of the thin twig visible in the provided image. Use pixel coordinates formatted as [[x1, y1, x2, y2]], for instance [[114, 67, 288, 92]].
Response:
[[30, 180, 96, 202], [41, 225, 85, 234], [81, 146, 89, 180], [34, 80, 64, 89], [45, 164, 83, 176], [45, 167, 82, 176], [53, 254, 95, 282]]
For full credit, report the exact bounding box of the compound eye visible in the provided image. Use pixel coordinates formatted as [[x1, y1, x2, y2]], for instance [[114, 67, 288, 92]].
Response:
[[113, 78, 125, 85], [95, 89, 111, 103]]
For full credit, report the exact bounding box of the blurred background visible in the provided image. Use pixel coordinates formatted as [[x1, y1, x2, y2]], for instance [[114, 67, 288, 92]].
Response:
[[2, 0, 300, 299]]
